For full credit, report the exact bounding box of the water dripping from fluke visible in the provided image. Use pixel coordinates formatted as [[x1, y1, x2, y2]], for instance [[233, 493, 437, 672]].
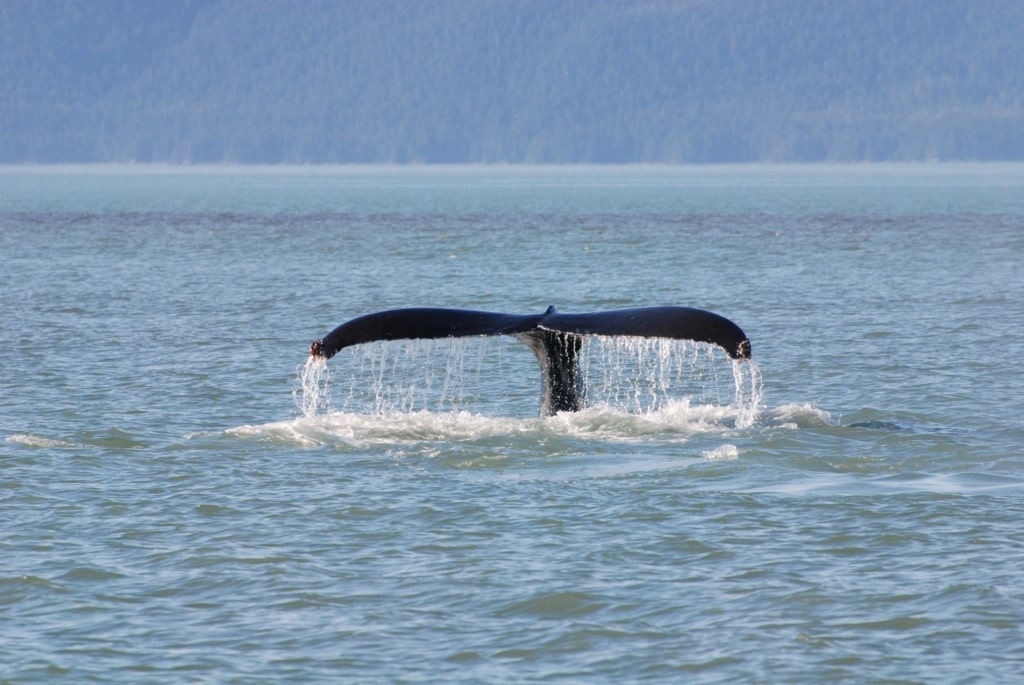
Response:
[[296, 334, 762, 430], [295, 355, 331, 418], [732, 357, 764, 429], [305, 305, 756, 421]]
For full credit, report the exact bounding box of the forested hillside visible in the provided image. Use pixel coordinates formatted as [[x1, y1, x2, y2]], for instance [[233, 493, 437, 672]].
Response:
[[2, 0, 1022, 163]]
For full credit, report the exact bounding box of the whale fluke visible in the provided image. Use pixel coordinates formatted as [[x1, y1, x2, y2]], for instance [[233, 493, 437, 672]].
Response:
[[310, 306, 750, 415]]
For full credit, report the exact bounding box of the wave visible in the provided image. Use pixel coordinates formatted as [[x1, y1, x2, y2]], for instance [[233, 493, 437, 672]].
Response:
[[764, 403, 835, 429]]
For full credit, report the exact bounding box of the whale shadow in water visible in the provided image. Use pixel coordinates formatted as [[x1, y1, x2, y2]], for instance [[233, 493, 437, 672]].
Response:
[[310, 306, 751, 416]]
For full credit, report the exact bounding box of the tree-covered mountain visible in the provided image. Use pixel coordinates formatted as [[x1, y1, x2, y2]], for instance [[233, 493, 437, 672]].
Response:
[[2, 0, 1022, 163]]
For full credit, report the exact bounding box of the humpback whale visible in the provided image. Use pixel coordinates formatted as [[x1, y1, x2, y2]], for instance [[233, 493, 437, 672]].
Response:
[[310, 306, 751, 416]]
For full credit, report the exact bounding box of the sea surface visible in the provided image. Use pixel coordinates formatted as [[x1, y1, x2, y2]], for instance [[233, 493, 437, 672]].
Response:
[[2, 164, 1023, 683]]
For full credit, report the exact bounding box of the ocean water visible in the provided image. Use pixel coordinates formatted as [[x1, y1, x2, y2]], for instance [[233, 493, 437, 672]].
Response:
[[2, 164, 1023, 683]]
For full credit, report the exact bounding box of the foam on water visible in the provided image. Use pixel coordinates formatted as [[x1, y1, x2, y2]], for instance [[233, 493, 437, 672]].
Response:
[[231, 410, 531, 449], [231, 402, 753, 450], [5, 434, 79, 449]]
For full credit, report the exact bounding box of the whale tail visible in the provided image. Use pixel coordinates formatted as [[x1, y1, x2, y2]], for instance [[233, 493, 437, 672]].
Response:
[[310, 305, 750, 416]]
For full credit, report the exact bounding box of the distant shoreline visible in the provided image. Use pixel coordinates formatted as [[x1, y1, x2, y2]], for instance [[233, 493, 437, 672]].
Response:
[[4, 161, 1024, 174]]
